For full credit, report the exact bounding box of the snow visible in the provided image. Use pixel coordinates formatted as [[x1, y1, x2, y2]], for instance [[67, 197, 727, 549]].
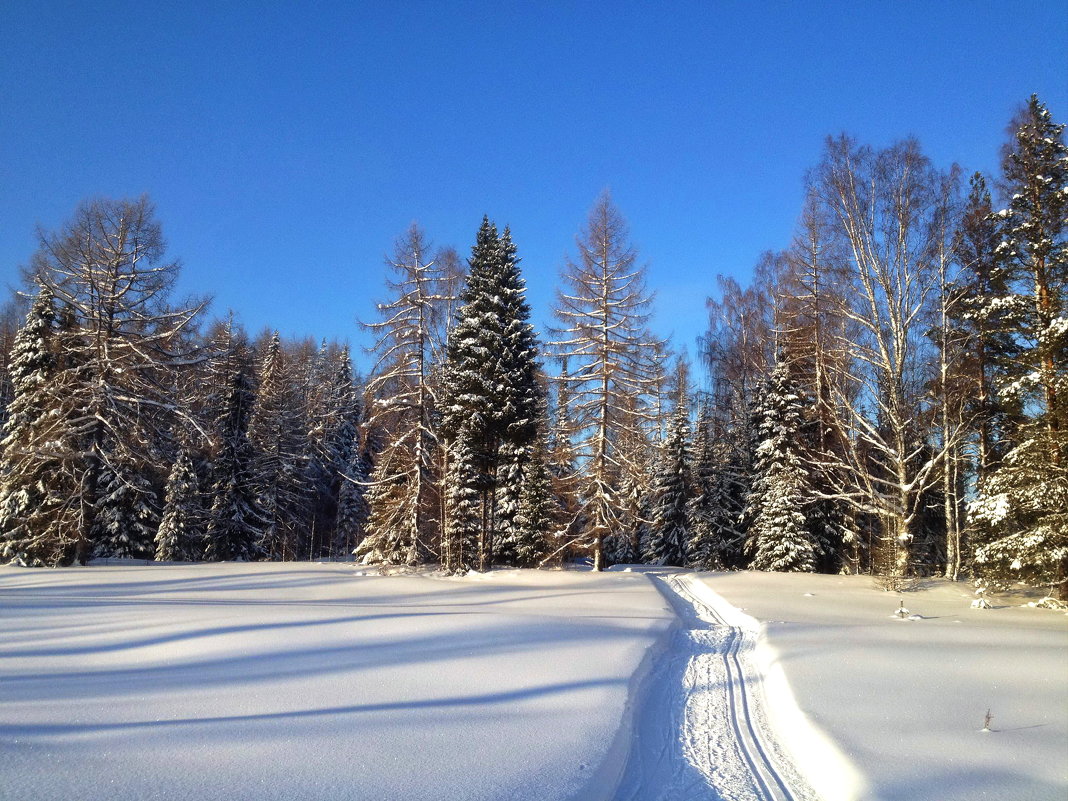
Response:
[[701, 571, 1068, 801], [4, 563, 1065, 801], [0, 561, 674, 801]]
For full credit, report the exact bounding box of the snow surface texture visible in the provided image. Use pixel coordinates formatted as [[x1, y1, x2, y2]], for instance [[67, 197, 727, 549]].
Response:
[[703, 572, 1068, 801], [0, 562, 675, 801], [614, 571, 826, 801]]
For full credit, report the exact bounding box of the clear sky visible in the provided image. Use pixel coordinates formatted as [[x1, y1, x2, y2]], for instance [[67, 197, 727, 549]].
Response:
[[1, 1, 1065, 373]]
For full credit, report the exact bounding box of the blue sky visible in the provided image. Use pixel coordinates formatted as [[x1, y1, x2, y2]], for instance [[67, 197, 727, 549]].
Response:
[[1, 1, 1065, 372]]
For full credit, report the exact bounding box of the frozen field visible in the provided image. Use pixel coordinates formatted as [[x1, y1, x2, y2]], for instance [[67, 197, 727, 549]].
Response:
[[0, 562, 674, 801], [702, 571, 1068, 801]]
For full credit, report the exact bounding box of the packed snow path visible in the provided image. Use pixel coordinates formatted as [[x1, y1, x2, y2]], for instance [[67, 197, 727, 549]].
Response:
[[615, 572, 815, 801]]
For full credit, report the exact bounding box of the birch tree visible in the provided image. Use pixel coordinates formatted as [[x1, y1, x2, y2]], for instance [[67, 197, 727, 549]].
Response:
[[811, 136, 956, 579]]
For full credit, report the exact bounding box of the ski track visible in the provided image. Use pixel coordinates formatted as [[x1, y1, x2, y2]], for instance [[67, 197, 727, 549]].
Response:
[[615, 572, 816, 801]]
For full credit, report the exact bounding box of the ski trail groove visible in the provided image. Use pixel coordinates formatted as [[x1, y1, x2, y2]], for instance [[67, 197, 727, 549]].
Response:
[[613, 572, 815, 801]]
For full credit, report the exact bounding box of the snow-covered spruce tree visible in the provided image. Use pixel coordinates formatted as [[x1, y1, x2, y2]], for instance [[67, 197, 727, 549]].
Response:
[[646, 395, 692, 567], [686, 402, 722, 570], [0, 303, 21, 428], [551, 193, 664, 570], [742, 360, 819, 572], [155, 446, 202, 562], [512, 430, 557, 567], [248, 332, 308, 561], [0, 284, 81, 565], [440, 432, 481, 574], [205, 339, 261, 562], [700, 267, 778, 568], [970, 96, 1068, 599], [304, 342, 361, 558], [439, 219, 541, 570], [334, 433, 371, 559], [952, 173, 1016, 483], [603, 471, 643, 566], [90, 457, 158, 559], [27, 196, 206, 563], [357, 225, 449, 565]]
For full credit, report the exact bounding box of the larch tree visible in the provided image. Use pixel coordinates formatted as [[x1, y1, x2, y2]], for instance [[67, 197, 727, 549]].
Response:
[[24, 196, 206, 563], [551, 192, 663, 570], [357, 225, 448, 565]]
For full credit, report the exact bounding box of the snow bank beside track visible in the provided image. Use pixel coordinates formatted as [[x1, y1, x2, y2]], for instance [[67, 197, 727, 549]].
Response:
[[685, 575, 867, 801]]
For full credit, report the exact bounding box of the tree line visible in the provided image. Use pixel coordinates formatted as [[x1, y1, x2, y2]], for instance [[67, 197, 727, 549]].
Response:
[[0, 95, 1063, 598]]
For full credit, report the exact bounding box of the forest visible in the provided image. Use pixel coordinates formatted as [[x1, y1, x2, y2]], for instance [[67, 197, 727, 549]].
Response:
[[0, 95, 1064, 600]]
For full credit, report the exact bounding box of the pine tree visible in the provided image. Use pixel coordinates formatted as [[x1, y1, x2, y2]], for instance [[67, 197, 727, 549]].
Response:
[[440, 219, 541, 570], [743, 361, 818, 572], [155, 446, 202, 562], [0, 284, 81, 565], [646, 400, 692, 567]]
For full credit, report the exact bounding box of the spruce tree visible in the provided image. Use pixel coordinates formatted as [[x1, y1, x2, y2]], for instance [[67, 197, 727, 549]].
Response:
[[205, 341, 260, 562], [440, 219, 541, 570], [248, 332, 308, 560], [441, 432, 481, 574], [334, 436, 371, 559], [604, 472, 644, 566], [90, 458, 158, 560], [687, 403, 722, 570], [0, 284, 81, 565], [512, 434, 557, 567], [743, 361, 818, 572], [646, 402, 692, 567], [155, 447, 202, 562], [971, 96, 1068, 598], [953, 173, 1016, 480]]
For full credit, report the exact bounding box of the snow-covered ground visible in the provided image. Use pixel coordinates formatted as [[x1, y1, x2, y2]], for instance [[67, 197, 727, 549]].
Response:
[[3, 563, 1065, 801], [0, 562, 674, 801], [701, 571, 1068, 801]]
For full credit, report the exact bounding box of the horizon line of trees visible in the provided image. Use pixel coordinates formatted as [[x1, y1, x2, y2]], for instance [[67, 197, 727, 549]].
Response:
[[0, 95, 1063, 599]]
